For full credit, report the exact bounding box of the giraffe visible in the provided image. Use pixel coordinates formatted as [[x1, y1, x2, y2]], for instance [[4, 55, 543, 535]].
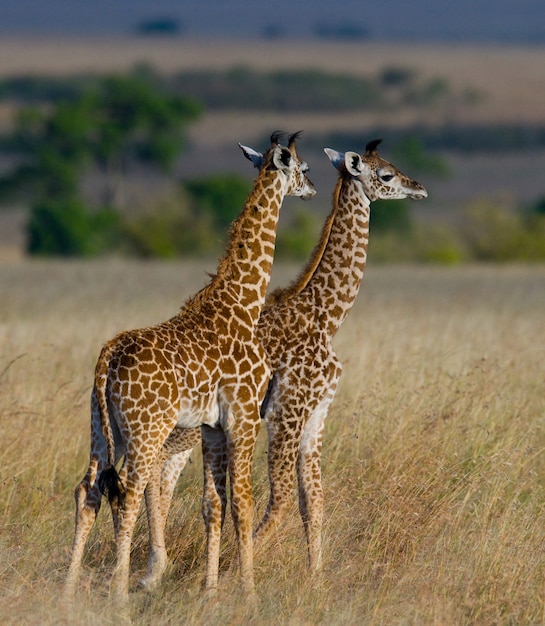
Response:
[[140, 139, 427, 587], [255, 139, 427, 570], [64, 131, 316, 603]]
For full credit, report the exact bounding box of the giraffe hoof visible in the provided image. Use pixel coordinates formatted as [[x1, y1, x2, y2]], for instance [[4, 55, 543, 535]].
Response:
[[139, 550, 168, 591], [138, 575, 162, 592], [138, 567, 167, 592]]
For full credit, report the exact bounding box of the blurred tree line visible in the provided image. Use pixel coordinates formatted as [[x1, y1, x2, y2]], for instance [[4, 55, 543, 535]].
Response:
[[0, 64, 470, 115], [0, 73, 204, 256], [0, 72, 263, 258], [0, 67, 545, 261]]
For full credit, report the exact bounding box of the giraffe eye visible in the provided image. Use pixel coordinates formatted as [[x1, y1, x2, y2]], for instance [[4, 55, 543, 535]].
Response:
[[380, 173, 394, 182]]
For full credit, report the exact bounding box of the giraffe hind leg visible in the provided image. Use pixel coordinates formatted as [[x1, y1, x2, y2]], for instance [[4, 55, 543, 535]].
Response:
[[256, 372, 306, 544], [297, 444, 324, 573], [255, 404, 305, 543], [109, 460, 155, 603], [201, 425, 228, 593], [64, 457, 103, 599], [140, 456, 168, 591], [297, 377, 339, 573]]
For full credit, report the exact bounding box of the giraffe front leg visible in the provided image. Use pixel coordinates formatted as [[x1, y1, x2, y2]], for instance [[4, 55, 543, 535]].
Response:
[[140, 446, 194, 590], [140, 452, 168, 590], [201, 426, 228, 593], [227, 414, 260, 595]]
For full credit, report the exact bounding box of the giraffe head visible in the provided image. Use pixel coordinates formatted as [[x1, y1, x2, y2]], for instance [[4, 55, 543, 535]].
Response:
[[324, 139, 427, 202], [239, 131, 316, 200]]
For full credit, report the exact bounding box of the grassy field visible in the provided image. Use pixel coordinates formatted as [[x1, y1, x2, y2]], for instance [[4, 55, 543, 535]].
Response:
[[1, 260, 544, 624]]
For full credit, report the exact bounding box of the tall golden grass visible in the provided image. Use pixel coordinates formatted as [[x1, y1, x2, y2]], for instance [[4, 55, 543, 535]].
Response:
[[1, 260, 544, 624]]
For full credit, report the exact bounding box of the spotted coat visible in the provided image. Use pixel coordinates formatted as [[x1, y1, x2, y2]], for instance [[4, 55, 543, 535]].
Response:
[[64, 132, 316, 602]]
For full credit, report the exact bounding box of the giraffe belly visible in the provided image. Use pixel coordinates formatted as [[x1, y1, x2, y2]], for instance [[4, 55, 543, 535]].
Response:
[[176, 395, 220, 429]]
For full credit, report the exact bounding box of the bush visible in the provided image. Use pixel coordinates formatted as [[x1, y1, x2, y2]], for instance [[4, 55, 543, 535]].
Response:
[[275, 207, 322, 260], [412, 224, 466, 264], [184, 174, 250, 230], [172, 68, 384, 112], [371, 199, 412, 234], [27, 197, 120, 256], [123, 193, 219, 258], [462, 200, 545, 261], [531, 196, 545, 216]]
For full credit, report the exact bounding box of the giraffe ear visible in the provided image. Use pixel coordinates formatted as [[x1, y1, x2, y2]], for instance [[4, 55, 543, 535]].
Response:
[[272, 145, 292, 171], [324, 148, 365, 177], [323, 147, 345, 170], [239, 143, 264, 169], [344, 151, 364, 176]]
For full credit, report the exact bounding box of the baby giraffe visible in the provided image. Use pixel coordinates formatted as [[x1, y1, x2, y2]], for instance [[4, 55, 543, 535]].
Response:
[[64, 132, 315, 603], [140, 139, 427, 588]]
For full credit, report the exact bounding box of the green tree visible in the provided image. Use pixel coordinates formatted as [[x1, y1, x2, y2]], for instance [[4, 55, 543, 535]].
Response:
[[86, 75, 201, 208], [0, 73, 201, 256], [390, 137, 449, 177], [532, 196, 545, 216], [275, 207, 321, 259]]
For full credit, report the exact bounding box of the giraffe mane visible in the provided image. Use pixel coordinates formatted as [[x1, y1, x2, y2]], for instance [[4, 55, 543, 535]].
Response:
[[188, 131, 303, 311], [186, 146, 279, 309]]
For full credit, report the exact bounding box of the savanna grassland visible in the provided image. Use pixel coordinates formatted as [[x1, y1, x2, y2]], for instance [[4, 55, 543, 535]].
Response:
[[1, 260, 544, 625]]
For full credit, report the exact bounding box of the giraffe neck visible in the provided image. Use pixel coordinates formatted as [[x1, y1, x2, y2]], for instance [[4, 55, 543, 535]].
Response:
[[264, 184, 338, 308], [299, 174, 370, 337], [208, 167, 286, 324]]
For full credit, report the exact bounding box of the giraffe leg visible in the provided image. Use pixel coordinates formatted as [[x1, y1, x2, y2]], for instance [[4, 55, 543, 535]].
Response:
[[158, 427, 200, 523], [109, 419, 174, 603], [140, 447, 193, 590], [108, 457, 155, 603], [297, 378, 339, 573], [201, 425, 228, 593], [140, 452, 167, 590], [297, 434, 324, 572], [65, 394, 110, 599], [64, 456, 103, 599], [255, 401, 306, 544], [227, 413, 260, 594]]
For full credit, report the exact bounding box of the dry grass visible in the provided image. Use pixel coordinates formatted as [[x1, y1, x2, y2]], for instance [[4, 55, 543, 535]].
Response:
[[1, 260, 545, 624]]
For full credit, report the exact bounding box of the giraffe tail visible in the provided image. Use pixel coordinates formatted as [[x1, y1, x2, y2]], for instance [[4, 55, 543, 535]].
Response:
[[98, 465, 126, 508], [94, 338, 120, 478]]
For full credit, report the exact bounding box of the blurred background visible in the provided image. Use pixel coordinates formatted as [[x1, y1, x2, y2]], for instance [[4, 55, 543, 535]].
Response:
[[0, 0, 544, 263]]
